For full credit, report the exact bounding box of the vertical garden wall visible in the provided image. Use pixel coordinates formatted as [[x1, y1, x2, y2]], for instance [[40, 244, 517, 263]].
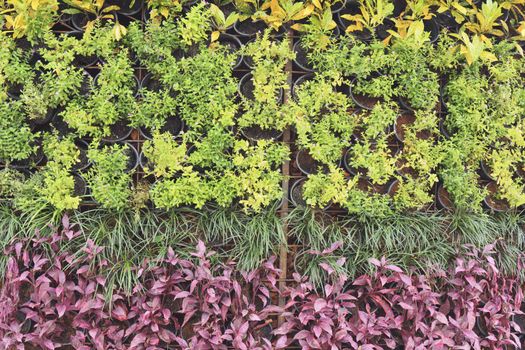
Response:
[[1, 0, 525, 348]]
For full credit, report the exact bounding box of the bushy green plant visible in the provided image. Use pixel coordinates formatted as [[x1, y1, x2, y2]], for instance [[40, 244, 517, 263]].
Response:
[[150, 168, 211, 209], [238, 30, 295, 131], [175, 2, 211, 49], [142, 131, 187, 178], [187, 126, 234, 170], [130, 89, 177, 129], [350, 139, 396, 185], [292, 75, 354, 165], [357, 101, 397, 139], [39, 135, 81, 212], [0, 101, 34, 163], [62, 50, 135, 139], [488, 149, 525, 208], [87, 144, 133, 211], [302, 166, 348, 208], [0, 33, 34, 102]]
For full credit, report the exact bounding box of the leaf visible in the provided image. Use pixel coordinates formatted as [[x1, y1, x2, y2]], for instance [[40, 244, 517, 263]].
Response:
[[211, 31, 220, 42], [314, 298, 327, 312]]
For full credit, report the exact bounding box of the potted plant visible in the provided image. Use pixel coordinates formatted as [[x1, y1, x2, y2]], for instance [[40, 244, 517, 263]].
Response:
[[141, 131, 188, 178], [38, 134, 82, 212], [86, 143, 134, 211], [0, 101, 36, 166], [291, 74, 354, 170], [238, 30, 295, 135]]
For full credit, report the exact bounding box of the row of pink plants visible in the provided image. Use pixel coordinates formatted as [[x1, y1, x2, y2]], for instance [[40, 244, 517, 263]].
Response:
[[1, 216, 524, 349]]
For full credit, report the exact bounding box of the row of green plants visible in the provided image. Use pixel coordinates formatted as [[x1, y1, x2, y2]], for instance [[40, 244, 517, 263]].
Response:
[[1, 4, 525, 216], [2, 0, 525, 50]]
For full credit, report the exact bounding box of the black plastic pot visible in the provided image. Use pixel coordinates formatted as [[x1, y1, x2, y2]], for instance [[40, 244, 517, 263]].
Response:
[[67, 31, 99, 68], [122, 142, 139, 172], [80, 70, 93, 96], [6, 82, 24, 100], [71, 12, 96, 32], [217, 33, 243, 70], [483, 181, 510, 212], [436, 183, 454, 210], [139, 116, 185, 140], [425, 19, 440, 43], [331, 0, 347, 14], [72, 139, 91, 172], [480, 160, 494, 181], [50, 112, 75, 137], [28, 109, 56, 131], [11, 138, 45, 169], [107, 0, 142, 16], [293, 41, 314, 72], [290, 178, 308, 207], [336, 10, 373, 42], [233, 20, 286, 38], [291, 73, 315, 101], [435, 11, 460, 30], [241, 125, 283, 142], [239, 73, 284, 103], [73, 173, 88, 196], [348, 77, 382, 110], [296, 149, 330, 175], [438, 117, 451, 139], [140, 73, 162, 93], [101, 120, 133, 143]]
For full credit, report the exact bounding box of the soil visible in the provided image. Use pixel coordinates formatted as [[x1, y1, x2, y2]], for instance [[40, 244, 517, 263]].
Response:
[[234, 20, 269, 36], [160, 116, 184, 137], [72, 140, 90, 171], [373, 182, 391, 195], [141, 74, 162, 92], [351, 92, 381, 110], [7, 82, 23, 99], [484, 181, 510, 212], [218, 35, 242, 68], [516, 163, 525, 179], [357, 178, 374, 192], [437, 185, 453, 210], [29, 109, 55, 130], [375, 19, 395, 40], [296, 150, 329, 175], [51, 114, 74, 136], [293, 41, 313, 72], [73, 175, 86, 196], [290, 179, 307, 207], [242, 125, 282, 141], [394, 113, 415, 142], [395, 157, 418, 178], [387, 180, 399, 196], [103, 120, 132, 142], [79, 72, 92, 95]]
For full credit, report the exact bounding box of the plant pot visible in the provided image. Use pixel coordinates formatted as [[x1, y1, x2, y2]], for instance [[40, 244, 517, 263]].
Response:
[[438, 117, 451, 139], [140, 73, 162, 93], [435, 11, 460, 30], [233, 20, 286, 38], [73, 173, 88, 196], [516, 163, 525, 179], [293, 40, 314, 72], [11, 138, 45, 169], [107, 0, 142, 16], [387, 179, 399, 197], [102, 120, 133, 143], [394, 112, 433, 142], [71, 12, 96, 32], [436, 184, 454, 210], [50, 112, 75, 137], [291, 73, 315, 101], [216, 33, 243, 70], [424, 19, 440, 43], [375, 19, 395, 40], [241, 125, 283, 141], [28, 109, 55, 131], [349, 77, 382, 110], [336, 3, 373, 41], [122, 142, 139, 172], [395, 156, 418, 178], [239, 73, 284, 103], [331, 0, 347, 14], [72, 139, 91, 172], [290, 178, 307, 207], [479, 160, 494, 181], [139, 115, 185, 140], [6, 81, 24, 99], [80, 70, 93, 96], [484, 181, 510, 212], [296, 149, 330, 175]]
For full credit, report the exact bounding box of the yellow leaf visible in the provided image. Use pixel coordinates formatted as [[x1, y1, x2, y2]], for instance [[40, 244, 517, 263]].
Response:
[[211, 30, 220, 42], [291, 4, 314, 20], [291, 23, 303, 31], [312, 0, 322, 10]]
